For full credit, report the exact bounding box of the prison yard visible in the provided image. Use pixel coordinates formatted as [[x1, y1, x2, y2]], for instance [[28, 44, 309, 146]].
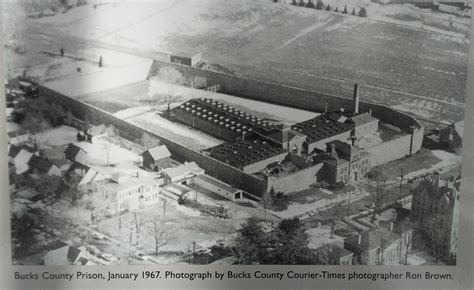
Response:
[[5, 0, 467, 266]]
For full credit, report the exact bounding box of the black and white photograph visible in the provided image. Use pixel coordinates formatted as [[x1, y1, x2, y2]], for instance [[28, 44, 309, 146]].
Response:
[[2, 0, 470, 267]]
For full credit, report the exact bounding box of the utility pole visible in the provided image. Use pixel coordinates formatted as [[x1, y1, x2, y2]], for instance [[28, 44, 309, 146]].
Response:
[[192, 241, 196, 265], [399, 168, 404, 201]]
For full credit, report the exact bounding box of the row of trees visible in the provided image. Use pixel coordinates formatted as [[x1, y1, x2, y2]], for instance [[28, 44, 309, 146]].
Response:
[[233, 217, 320, 264], [276, 0, 368, 17]]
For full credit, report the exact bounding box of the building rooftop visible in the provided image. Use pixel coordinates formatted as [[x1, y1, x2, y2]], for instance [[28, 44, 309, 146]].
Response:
[[346, 227, 401, 251], [9, 144, 34, 158], [207, 138, 286, 169], [8, 128, 29, 138], [163, 162, 204, 180], [172, 98, 277, 139], [28, 155, 58, 173], [350, 112, 378, 127], [291, 115, 354, 144], [145, 145, 171, 160]]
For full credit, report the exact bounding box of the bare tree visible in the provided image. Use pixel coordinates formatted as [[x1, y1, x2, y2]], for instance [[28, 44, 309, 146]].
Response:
[[422, 214, 453, 263], [144, 213, 174, 255], [367, 168, 388, 222], [140, 132, 161, 149], [261, 187, 275, 221], [22, 113, 50, 149], [133, 211, 145, 246], [318, 201, 345, 239], [152, 66, 187, 112], [102, 125, 118, 166]]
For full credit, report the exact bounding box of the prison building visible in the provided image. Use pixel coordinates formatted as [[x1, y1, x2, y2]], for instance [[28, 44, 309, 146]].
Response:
[[256, 124, 307, 153], [349, 112, 379, 138], [292, 114, 355, 154], [172, 98, 277, 142], [206, 138, 288, 174], [314, 140, 373, 184]]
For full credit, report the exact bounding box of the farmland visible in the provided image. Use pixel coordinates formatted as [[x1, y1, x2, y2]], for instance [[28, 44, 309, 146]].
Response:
[[4, 0, 470, 124]]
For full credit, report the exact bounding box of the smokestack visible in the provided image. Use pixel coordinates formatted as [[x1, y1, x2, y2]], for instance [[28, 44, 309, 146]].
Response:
[[353, 84, 359, 115]]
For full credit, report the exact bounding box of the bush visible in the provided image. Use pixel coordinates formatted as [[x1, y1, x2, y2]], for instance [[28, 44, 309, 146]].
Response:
[[358, 8, 367, 17], [316, 1, 324, 9]]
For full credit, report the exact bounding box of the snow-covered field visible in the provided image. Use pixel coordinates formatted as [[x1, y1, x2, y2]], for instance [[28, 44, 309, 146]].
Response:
[[36, 126, 78, 149]]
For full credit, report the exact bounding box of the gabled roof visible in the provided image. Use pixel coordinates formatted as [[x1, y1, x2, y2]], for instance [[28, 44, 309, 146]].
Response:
[[44, 243, 83, 265], [64, 143, 87, 158], [163, 162, 203, 180], [7, 127, 28, 138], [145, 145, 171, 160], [454, 120, 464, 139], [28, 155, 58, 173], [9, 144, 34, 158]]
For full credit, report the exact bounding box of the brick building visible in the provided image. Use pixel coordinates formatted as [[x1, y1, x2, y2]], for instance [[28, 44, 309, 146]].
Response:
[[411, 173, 460, 259]]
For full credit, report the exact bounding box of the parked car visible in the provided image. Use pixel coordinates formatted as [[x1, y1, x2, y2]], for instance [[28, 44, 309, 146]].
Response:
[[99, 253, 118, 263]]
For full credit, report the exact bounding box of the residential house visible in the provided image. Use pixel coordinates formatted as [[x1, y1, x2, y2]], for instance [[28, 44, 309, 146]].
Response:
[[43, 242, 88, 266], [163, 162, 204, 185], [28, 155, 62, 176], [142, 145, 172, 171], [90, 172, 164, 213], [411, 173, 460, 259], [316, 243, 354, 265], [8, 128, 30, 145], [64, 143, 88, 165], [8, 144, 35, 174], [68, 163, 106, 186], [344, 226, 407, 265], [439, 120, 463, 151]]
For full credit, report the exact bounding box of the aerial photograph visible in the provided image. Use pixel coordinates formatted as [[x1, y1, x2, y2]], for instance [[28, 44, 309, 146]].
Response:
[[3, 0, 469, 265]]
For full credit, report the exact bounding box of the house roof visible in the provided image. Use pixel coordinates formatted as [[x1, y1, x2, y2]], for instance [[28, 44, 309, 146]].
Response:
[[317, 243, 353, 259], [28, 155, 57, 173], [44, 242, 83, 265], [9, 144, 34, 158], [64, 143, 87, 158], [146, 145, 171, 160], [454, 120, 464, 139], [163, 162, 204, 180], [346, 227, 401, 251], [8, 128, 28, 138]]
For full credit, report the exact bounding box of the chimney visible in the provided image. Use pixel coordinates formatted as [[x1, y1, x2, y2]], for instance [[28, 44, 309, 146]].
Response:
[[357, 234, 362, 245], [353, 84, 359, 115]]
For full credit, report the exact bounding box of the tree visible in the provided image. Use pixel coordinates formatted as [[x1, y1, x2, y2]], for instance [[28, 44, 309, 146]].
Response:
[[326, 4, 331, 11], [61, 173, 83, 204], [60, 47, 64, 57], [102, 125, 118, 166], [315, 0, 324, 10], [298, 0, 305, 6], [342, 5, 348, 14], [22, 113, 50, 149], [133, 211, 145, 246], [422, 214, 453, 263], [291, 0, 297, 5], [233, 217, 266, 264], [98, 56, 103, 67], [48, 103, 67, 127], [144, 213, 174, 255], [152, 67, 187, 112], [358, 8, 367, 17], [28, 174, 62, 202], [261, 187, 275, 221], [352, 8, 356, 15], [334, 7, 338, 12], [140, 132, 161, 149], [306, 0, 315, 8], [66, 110, 74, 126], [11, 214, 36, 256], [318, 201, 345, 239], [367, 168, 388, 222]]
